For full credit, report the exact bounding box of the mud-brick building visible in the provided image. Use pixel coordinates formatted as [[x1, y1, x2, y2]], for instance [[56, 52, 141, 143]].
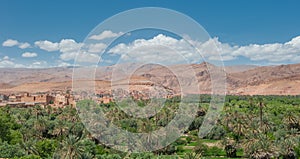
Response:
[[21, 93, 55, 105], [8, 95, 22, 102], [54, 94, 75, 107]]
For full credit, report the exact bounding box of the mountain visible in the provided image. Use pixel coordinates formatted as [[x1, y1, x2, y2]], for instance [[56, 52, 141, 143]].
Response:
[[1, 63, 300, 95], [224, 65, 258, 73], [227, 63, 300, 95]]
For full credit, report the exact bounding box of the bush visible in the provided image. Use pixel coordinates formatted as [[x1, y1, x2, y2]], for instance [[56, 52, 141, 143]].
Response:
[[193, 141, 208, 155], [205, 125, 225, 140], [155, 143, 177, 155], [14, 155, 41, 159], [130, 152, 155, 159], [294, 142, 300, 159], [0, 141, 25, 158], [36, 139, 58, 158], [225, 144, 237, 158], [96, 154, 122, 159], [204, 146, 225, 156], [186, 136, 192, 144], [174, 138, 187, 146]]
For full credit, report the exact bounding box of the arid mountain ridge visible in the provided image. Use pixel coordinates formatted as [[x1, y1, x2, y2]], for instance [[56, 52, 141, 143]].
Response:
[[0, 62, 300, 95]]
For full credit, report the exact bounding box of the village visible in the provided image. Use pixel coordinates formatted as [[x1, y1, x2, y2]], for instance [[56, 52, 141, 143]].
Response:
[[0, 87, 176, 108], [0, 90, 76, 108], [0, 91, 113, 108]]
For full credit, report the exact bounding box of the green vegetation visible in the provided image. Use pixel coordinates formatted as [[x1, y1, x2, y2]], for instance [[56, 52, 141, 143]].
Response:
[[0, 95, 300, 158]]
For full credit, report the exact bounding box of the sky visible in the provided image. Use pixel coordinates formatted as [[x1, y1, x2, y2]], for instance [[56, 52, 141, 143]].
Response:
[[1, 0, 300, 68]]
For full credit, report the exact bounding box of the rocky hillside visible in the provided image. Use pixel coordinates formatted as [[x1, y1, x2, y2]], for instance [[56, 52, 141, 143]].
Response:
[[1, 63, 300, 95]]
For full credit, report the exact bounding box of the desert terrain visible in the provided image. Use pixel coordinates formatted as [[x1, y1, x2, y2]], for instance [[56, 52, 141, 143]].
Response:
[[1, 63, 300, 95]]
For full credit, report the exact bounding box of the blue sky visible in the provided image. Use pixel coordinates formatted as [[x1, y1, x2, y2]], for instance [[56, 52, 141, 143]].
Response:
[[1, 0, 300, 68]]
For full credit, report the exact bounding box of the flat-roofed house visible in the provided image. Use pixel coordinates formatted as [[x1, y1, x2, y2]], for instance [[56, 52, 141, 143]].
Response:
[[9, 95, 17, 102]]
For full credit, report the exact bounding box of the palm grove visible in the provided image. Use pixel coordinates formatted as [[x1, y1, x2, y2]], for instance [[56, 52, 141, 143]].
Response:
[[0, 95, 300, 159]]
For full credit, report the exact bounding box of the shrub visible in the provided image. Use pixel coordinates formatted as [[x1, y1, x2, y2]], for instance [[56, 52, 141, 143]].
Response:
[[205, 146, 225, 156], [186, 136, 192, 144], [174, 138, 187, 146], [35, 139, 58, 158], [193, 141, 208, 155]]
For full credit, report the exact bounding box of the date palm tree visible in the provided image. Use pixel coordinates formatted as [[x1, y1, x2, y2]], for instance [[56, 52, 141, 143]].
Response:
[[51, 119, 69, 140], [34, 116, 48, 138], [284, 111, 299, 130], [21, 137, 39, 156], [243, 133, 276, 159], [55, 134, 85, 159], [231, 111, 247, 141], [277, 138, 297, 159], [222, 137, 237, 158], [184, 152, 202, 159]]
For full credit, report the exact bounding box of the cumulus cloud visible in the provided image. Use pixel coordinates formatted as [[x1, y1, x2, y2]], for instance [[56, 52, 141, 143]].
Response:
[[35, 39, 81, 53], [58, 39, 89, 62], [18, 42, 31, 49], [0, 56, 18, 68], [108, 34, 300, 64], [60, 51, 100, 63], [88, 43, 107, 53], [22, 52, 38, 58], [78, 53, 100, 63], [28, 61, 48, 68], [0, 59, 71, 68], [23, 34, 300, 66], [35, 40, 59, 51], [2, 39, 31, 49], [57, 61, 73, 67], [109, 34, 204, 64], [229, 36, 300, 63], [2, 39, 19, 47], [3, 56, 10, 60], [192, 36, 300, 63], [35, 39, 83, 61], [35, 39, 101, 63], [0, 59, 25, 68], [89, 30, 123, 40], [0, 60, 17, 68], [59, 39, 82, 53]]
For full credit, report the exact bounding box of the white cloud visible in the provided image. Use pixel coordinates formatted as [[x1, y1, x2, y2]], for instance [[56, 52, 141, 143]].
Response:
[[78, 53, 100, 63], [108, 34, 300, 64], [57, 61, 73, 67], [35, 40, 59, 51], [2, 39, 19, 47], [28, 61, 48, 68], [0, 59, 25, 68], [89, 30, 123, 40], [18, 42, 31, 49], [0, 60, 16, 68], [8, 34, 300, 67], [193, 36, 300, 63], [59, 39, 82, 53], [59, 51, 77, 61], [2, 39, 31, 49], [58, 39, 85, 61], [3, 56, 9, 60], [35, 39, 83, 61], [108, 34, 203, 64], [88, 43, 107, 53], [22, 52, 38, 58], [0, 59, 50, 68], [60, 51, 100, 63], [286, 36, 300, 48], [35, 39, 100, 63], [230, 36, 300, 63], [32, 61, 43, 65]]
